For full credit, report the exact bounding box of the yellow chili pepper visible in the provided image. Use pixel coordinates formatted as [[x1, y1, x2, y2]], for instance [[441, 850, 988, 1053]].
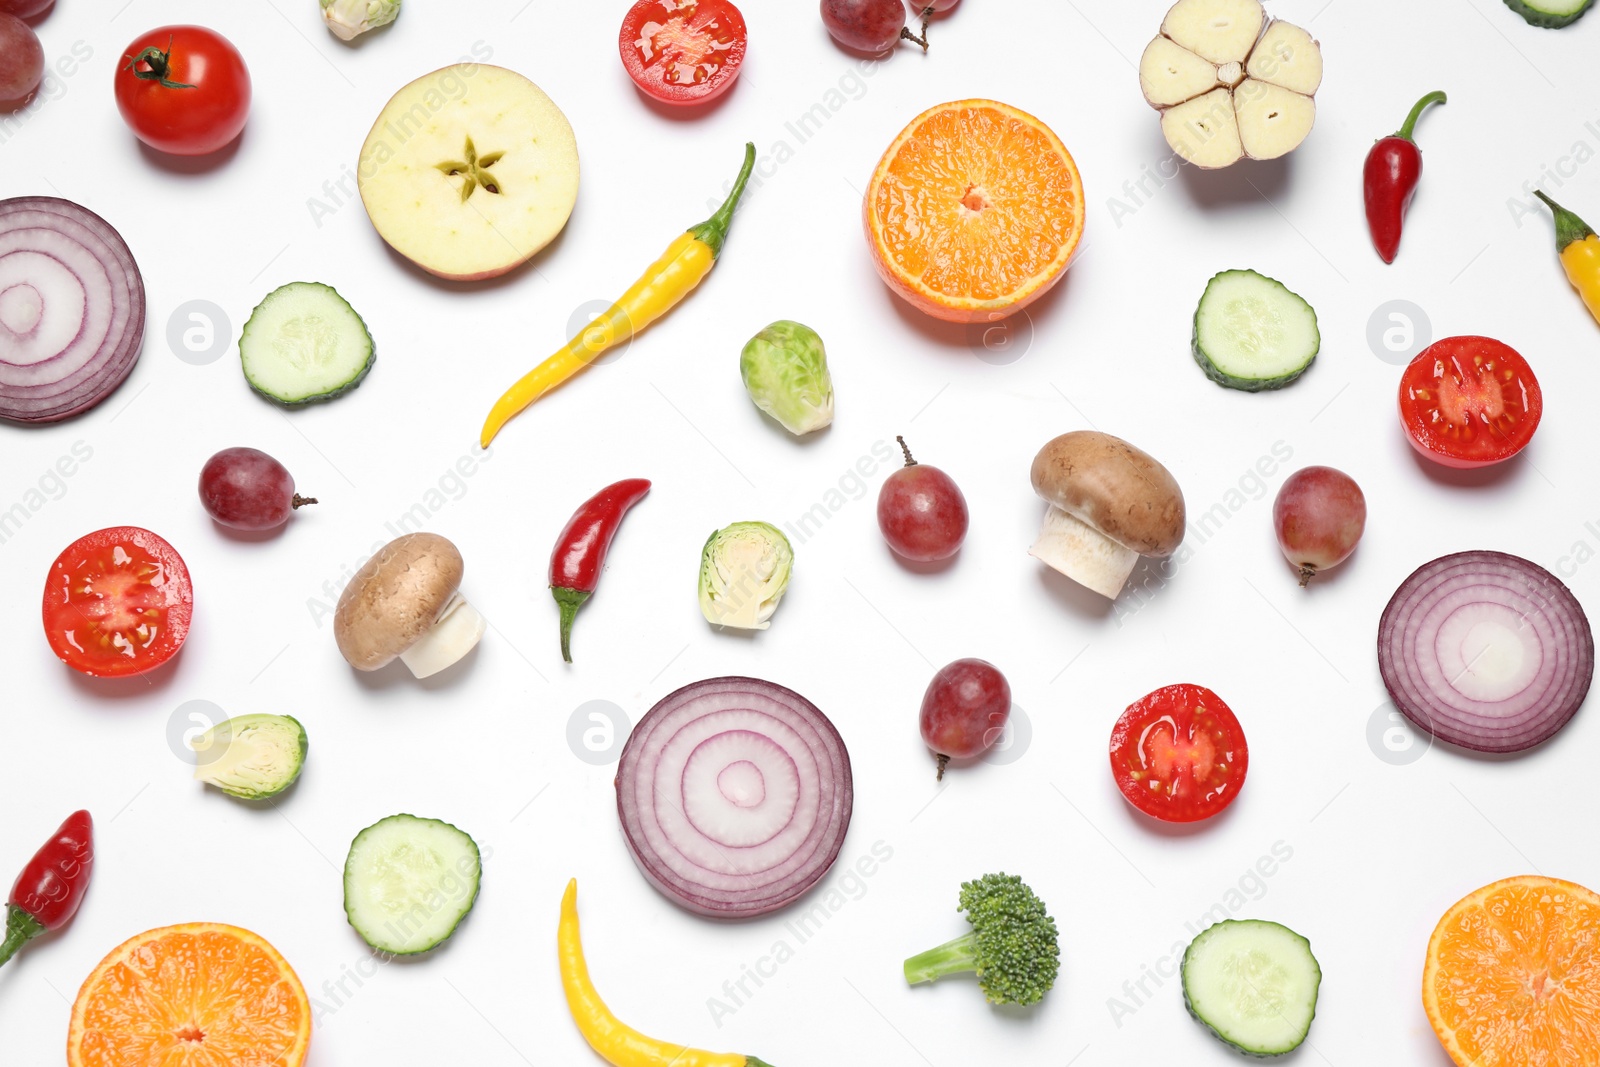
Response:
[[481, 143, 757, 447], [1535, 191, 1600, 329], [558, 879, 775, 1067]]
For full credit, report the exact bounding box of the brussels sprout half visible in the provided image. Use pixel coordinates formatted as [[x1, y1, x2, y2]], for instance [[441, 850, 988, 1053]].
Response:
[[192, 714, 308, 800], [699, 522, 794, 630], [321, 0, 402, 41]]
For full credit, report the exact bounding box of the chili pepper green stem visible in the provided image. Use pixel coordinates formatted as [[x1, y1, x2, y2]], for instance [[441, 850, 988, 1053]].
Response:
[[688, 143, 756, 259], [0, 905, 44, 968], [1394, 91, 1446, 142], [551, 587, 590, 664], [1534, 191, 1597, 251]]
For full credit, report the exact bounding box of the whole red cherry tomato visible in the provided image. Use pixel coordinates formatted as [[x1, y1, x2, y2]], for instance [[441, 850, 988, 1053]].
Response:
[[114, 25, 251, 156]]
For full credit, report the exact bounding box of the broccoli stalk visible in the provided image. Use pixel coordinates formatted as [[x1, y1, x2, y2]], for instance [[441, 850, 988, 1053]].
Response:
[[902, 873, 1060, 1006]]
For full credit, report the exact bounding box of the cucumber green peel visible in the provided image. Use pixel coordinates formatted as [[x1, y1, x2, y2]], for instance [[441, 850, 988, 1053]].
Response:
[[1192, 268, 1320, 392], [1183, 919, 1322, 1057], [343, 814, 482, 955], [1503, 0, 1593, 28]]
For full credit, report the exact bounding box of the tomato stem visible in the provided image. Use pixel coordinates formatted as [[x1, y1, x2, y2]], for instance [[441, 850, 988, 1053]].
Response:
[[896, 435, 918, 468], [125, 38, 196, 89]]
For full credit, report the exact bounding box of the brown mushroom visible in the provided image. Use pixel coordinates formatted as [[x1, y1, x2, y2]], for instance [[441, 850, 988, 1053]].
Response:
[[334, 533, 486, 677], [1029, 432, 1186, 598]]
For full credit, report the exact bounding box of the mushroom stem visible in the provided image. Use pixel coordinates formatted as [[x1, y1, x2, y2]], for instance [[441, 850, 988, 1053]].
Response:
[[1028, 506, 1141, 599], [398, 593, 488, 678]]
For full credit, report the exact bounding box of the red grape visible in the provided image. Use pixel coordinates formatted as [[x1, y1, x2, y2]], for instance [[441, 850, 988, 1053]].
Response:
[[1272, 466, 1366, 586], [199, 447, 316, 531], [919, 658, 1011, 779], [822, 0, 912, 52], [0, 13, 43, 101], [0, 0, 53, 21], [877, 436, 968, 562]]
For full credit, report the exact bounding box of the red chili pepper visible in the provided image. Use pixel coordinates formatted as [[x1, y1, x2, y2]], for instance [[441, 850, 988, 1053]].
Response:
[[1363, 90, 1447, 264], [550, 478, 651, 663], [1, 810, 94, 967]]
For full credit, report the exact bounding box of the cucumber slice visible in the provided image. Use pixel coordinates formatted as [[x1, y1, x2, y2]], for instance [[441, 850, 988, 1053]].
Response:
[[240, 281, 374, 405], [1504, 0, 1593, 26], [343, 814, 481, 955], [1183, 919, 1321, 1057], [1192, 269, 1319, 391], [191, 714, 307, 800]]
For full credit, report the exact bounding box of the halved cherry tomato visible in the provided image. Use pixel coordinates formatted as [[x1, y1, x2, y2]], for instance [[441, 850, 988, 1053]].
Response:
[[114, 25, 250, 156], [1110, 684, 1248, 823], [1399, 336, 1542, 469], [618, 0, 747, 106], [42, 527, 193, 678]]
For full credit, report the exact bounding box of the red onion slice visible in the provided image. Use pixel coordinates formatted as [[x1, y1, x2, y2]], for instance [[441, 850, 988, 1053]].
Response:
[[1378, 551, 1594, 753], [616, 676, 854, 918], [0, 197, 145, 423]]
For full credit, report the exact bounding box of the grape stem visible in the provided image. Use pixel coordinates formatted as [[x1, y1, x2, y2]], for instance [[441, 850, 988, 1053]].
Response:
[[901, 7, 932, 51], [896, 435, 917, 468], [292, 494, 318, 510], [1298, 564, 1316, 587], [935, 753, 950, 781]]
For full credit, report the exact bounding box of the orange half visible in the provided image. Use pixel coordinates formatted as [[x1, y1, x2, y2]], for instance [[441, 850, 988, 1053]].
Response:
[[68, 923, 312, 1067], [864, 99, 1085, 324], [1424, 876, 1600, 1067]]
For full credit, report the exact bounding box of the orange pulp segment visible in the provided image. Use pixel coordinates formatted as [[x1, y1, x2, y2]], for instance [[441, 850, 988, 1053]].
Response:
[[1423, 876, 1600, 1067], [68, 922, 311, 1067], [864, 99, 1085, 324]]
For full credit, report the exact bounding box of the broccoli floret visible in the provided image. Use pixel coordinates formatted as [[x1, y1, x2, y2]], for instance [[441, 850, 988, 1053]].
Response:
[[902, 873, 1060, 1006]]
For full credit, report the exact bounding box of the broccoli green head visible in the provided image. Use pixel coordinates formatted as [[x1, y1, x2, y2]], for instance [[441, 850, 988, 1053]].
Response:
[[903, 872, 1061, 1006]]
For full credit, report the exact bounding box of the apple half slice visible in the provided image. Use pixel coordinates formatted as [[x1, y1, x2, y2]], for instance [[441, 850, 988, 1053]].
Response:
[[359, 64, 580, 281]]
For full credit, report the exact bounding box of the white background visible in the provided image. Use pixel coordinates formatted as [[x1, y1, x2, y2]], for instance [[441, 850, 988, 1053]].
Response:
[[3, 0, 1598, 1063]]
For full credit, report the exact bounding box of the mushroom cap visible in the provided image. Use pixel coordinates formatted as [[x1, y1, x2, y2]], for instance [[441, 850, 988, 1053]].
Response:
[[334, 533, 466, 671], [1030, 432, 1186, 557]]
